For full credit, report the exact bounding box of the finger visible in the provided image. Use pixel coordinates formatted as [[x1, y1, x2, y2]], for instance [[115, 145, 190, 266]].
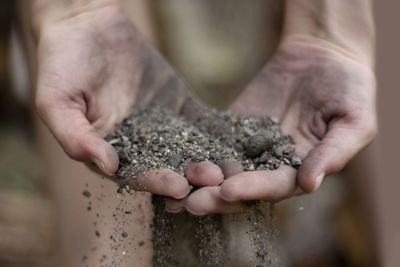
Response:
[[220, 165, 297, 202], [85, 161, 118, 181], [297, 118, 377, 193], [182, 187, 245, 215], [127, 169, 190, 199], [186, 187, 245, 215], [36, 98, 119, 175], [185, 161, 224, 186], [218, 160, 243, 178]]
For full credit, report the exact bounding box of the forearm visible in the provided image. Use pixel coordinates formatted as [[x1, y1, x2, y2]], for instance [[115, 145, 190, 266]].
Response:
[[282, 0, 375, 66]]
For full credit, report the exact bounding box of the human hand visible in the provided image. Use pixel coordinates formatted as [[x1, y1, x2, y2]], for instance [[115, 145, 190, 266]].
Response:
[[34, 4, 223, 199], [166, 38, 377, 214]]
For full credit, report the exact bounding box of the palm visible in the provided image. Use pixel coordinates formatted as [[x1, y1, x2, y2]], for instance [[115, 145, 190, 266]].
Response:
[[233, 40, 376, 161], [37, 16, 145, 136]]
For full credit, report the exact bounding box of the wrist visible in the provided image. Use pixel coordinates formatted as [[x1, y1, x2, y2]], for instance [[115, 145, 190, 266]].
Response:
[[282, 0, 375, 67], [31, 0, 120, 41]]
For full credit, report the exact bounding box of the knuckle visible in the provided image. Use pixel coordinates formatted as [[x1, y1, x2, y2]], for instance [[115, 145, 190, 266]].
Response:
[[63, 143, 82, 160], [69, 128, 103, 161], [63, 133, 87, 160]]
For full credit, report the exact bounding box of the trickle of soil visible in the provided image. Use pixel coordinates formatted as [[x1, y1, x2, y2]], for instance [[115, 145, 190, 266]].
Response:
[[106, 106, 301, 266]]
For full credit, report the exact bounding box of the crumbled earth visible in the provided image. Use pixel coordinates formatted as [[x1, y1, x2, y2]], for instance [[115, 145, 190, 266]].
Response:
[[106, 107, 300, 186], [105, 106, 301, 266]]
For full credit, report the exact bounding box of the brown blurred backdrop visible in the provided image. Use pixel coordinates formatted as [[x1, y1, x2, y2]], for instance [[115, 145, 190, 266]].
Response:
[[0, 1, 399, 267]]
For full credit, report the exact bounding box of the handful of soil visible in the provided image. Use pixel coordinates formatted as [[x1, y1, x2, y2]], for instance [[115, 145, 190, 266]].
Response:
[[106, 107, 301, 187], [105, 106, 301, 266]]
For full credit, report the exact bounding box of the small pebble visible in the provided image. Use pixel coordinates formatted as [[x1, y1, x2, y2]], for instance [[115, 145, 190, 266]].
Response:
[[118, 150, 130, 162], [270, 116, 279, 124], [272, 146, 284, 158], [168, 153, 181, 168], [81, 255, 87, 262], [109, 138, 120, 145], [258, 151, 271, 163], [82, 190, 91, 198], [244, 130, 276, 157], [291, 155, 302, 167]]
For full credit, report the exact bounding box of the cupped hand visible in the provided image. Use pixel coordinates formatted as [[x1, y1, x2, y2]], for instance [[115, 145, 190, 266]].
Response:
[[34, 6, 223, 200], [167, 38, 377, 214]]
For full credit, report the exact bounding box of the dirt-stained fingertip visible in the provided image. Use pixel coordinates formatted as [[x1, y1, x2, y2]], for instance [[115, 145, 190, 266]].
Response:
[[184, 161, 224, 186], [218, 159, 243, 178], [151, 169, 191, 199]]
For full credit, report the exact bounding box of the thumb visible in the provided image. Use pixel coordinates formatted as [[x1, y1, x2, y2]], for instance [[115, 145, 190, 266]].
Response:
[[297, 117, 376, 193], [36, 96, 119, 175]]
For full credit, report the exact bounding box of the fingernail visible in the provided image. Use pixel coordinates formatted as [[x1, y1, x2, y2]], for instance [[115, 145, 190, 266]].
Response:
[[314, 173, 325, 191], [165, 207, 184, 213], [106, 148, 119, 172], [175, 187, 191, 199], [92, 158, 113, 176], [186, 207, 206, 216]]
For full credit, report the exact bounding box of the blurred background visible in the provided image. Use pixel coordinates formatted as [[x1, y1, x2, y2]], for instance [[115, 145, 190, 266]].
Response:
[[0, 1, 399, 266]]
